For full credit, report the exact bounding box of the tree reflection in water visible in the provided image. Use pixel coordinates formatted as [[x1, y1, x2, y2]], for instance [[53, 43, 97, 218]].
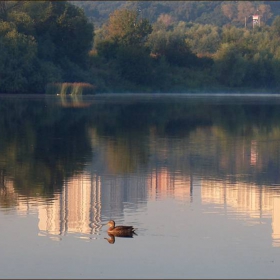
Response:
[[1, 95, 280, 242]]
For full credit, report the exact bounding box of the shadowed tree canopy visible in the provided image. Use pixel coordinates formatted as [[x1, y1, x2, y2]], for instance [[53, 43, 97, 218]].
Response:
[[0, 1, 95, 93], [0, 1, 26, 21], [22, 1, 94, 67]]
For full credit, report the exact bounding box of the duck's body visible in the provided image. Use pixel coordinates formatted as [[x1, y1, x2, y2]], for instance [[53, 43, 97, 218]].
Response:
[[106, 220, 136, 235]]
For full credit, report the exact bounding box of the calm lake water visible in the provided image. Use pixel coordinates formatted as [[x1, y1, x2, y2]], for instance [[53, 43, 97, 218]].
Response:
[[1, 93, 280, 278]]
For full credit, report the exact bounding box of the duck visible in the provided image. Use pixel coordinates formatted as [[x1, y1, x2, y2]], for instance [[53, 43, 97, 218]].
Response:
[[106, 220, 137, 235]]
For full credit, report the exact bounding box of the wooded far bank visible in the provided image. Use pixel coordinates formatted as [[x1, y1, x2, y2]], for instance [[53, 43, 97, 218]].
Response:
[[1, 1, 280, 94]]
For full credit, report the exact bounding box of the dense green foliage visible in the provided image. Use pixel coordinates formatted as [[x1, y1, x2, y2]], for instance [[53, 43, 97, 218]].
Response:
[[2, 1, 280, 93], [89, 3, 280, 93], [0, 1, 94, 93]]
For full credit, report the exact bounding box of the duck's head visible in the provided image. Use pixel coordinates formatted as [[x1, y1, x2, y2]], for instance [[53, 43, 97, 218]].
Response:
[[107, 220, 115, 228]]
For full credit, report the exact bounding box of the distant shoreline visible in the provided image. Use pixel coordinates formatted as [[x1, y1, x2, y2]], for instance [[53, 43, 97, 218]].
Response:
[[1, 92, 280, 98]]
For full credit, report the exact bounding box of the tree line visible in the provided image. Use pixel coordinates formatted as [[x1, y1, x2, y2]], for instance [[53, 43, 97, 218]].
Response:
[[91, 5, 280, 92], [1, 1, 280, 93], [75, 1, 280, 28]]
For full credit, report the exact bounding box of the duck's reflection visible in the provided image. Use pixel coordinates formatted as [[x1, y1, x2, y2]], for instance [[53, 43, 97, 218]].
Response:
[[104, 232, 137, 244]]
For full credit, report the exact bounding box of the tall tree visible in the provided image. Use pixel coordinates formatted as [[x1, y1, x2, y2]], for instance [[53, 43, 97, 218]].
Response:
[[0, 21, 38, 93], [221, 2, 237, 20], [258, 4, 273, 24], [214, 42, 248, 87], [104, 9, 152, 46], [23, 1, 94, 67], [237, 1, 256, 27]]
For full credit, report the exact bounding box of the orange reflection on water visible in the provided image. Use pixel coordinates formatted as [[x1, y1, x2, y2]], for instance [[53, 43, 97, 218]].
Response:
[[272, 197, 280, 247], [201, 179, 280, 247], [0, 174, 102, 238], [38, 173, 102, 237], [148, 168, 191, 201], [2, 169, 280, 247]]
